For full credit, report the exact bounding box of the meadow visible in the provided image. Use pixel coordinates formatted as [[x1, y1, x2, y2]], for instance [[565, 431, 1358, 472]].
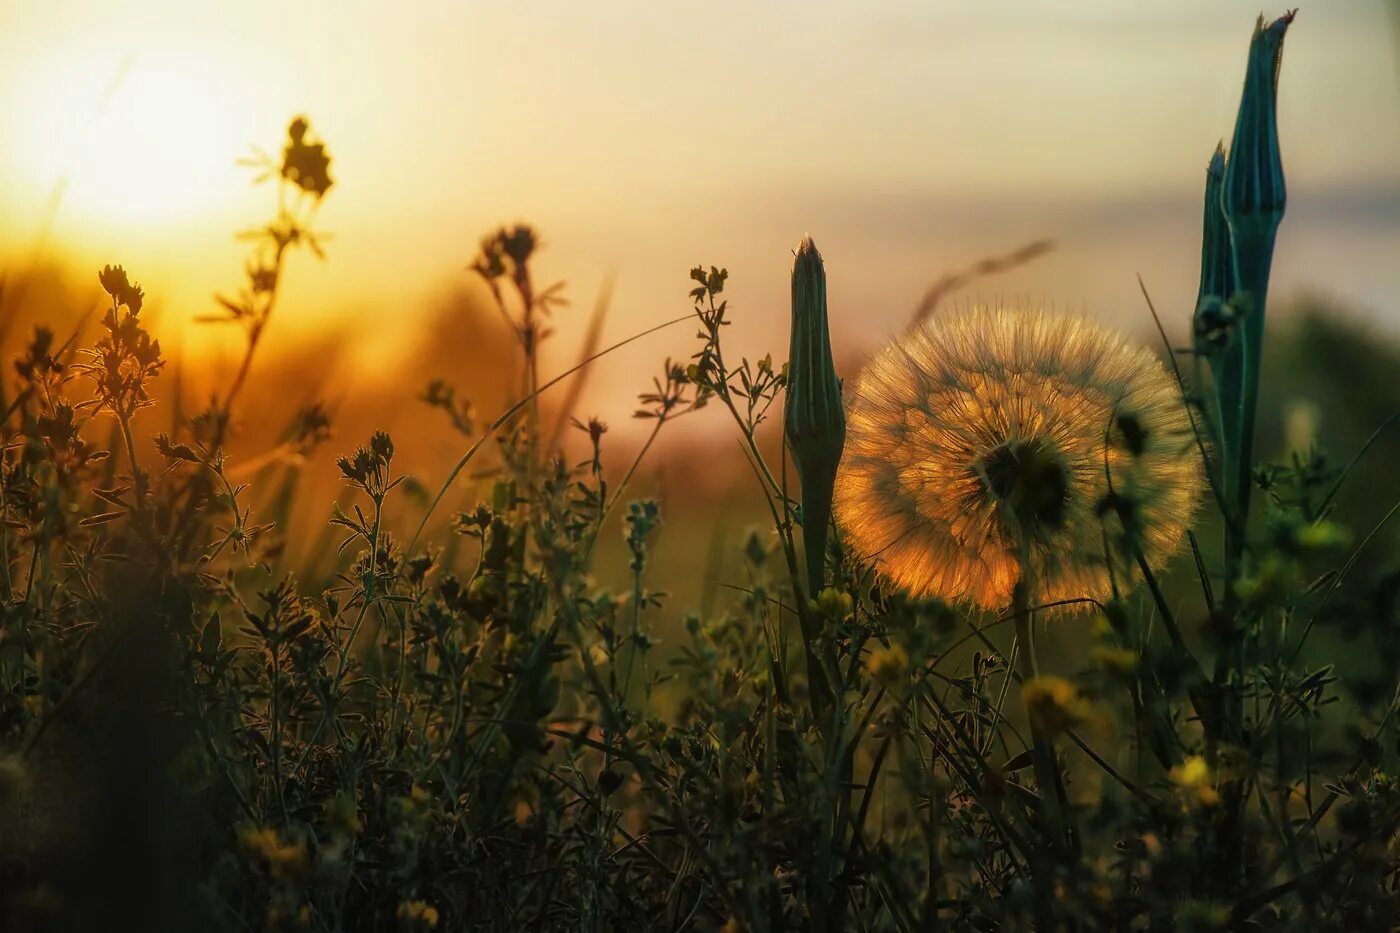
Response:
[[4, 10, 1400, 932]]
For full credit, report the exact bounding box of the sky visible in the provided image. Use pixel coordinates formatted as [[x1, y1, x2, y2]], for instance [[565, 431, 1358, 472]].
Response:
[[2, 2, 1399, 431]]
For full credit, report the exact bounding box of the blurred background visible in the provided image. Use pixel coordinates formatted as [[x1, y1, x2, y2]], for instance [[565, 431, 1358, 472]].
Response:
[[3, 1, 1400, 599]]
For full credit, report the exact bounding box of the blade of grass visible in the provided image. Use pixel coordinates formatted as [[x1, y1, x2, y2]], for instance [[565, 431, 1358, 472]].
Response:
[[408, 312, 691, 553], [545, 272, 614, 452]]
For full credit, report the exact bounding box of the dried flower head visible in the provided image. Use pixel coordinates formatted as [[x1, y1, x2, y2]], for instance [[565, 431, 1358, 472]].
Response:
[[97, 264, 144, 312], [835, 308, 1201, 608], [282, 115, 334, 199]]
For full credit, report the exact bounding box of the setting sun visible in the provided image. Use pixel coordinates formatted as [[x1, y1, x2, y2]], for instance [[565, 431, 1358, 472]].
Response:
[[12, 46, 257, 225]]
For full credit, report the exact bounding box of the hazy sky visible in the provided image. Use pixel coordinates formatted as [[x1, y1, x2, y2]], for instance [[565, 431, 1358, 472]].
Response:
[[3, 2, 1399, 426]]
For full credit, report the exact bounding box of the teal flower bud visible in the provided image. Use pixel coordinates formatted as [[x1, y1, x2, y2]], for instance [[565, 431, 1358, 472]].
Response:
[[1218, 11, 1294, 587], [1196, 144, 1235, 322], [784, 237, 846, 595], [1222, 13, 1293, 238], [1194, 144, 1240, 455]]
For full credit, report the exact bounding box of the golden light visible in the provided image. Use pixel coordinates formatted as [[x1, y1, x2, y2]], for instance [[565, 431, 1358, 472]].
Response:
[[12, 45, 258, 227]]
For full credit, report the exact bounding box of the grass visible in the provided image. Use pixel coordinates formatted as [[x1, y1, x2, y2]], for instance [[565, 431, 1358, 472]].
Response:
[[3, 13, 1400, 931]]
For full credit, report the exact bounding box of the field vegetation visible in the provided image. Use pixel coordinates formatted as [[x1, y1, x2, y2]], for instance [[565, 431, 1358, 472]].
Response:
[[4, 10, 1400, 932]]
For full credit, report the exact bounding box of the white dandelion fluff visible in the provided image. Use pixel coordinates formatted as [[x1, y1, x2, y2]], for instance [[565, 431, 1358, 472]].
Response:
[[835, 307, 1203, 609]]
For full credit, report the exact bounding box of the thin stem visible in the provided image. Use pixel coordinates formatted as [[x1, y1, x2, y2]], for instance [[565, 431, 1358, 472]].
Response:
[[1011, 542, 1072, 927], [408, 313, 692, 554]]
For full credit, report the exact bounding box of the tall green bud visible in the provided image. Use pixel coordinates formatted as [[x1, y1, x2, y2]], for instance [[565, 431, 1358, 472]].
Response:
[[1212, 20, 1294, 879], [785, 237, 846, 597], [1194, 144, 1238, 462], [1223, 15, 1291, 242], [1221, 12, 1292, 526], [1195, 144, 1235, 350]]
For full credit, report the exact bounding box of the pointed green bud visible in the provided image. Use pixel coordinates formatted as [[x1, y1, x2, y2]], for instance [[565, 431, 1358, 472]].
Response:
[[1194, 144, 1240, 454], [784, 237, 846, 595], [1196, 144, 1234, 314], [1218, 11, 1294, 580], [1222, 13, 1292, 238]]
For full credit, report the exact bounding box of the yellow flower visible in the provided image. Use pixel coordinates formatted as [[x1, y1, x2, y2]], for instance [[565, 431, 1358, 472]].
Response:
[[811, 586, 854, 619], [1090, 645, 1138, 676], [1169, 755, 1221, 807], [835, 308, 1201, 608], [282, 116, 334, 199], [398, 900, 440, 929], [1021, 675, 1092, 736], [865, 642, 909, 685], [238, 826, 308, 880]]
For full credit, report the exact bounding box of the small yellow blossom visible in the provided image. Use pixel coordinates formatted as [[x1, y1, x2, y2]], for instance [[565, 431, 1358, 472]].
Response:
[[397, 899, 440, 929], [1021, 675, 1092, 736], [865, 642, 909, 686], [238, 826, 308, 880], [811, 587, 854, 619], [1090, 645, 1138, 676], [1169, 755, 1221, 807], [1293, 520, 1350, 552]]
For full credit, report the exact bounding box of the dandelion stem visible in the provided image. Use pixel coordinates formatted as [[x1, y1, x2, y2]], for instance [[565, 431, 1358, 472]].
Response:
[[1012, 545, 1071, 926]]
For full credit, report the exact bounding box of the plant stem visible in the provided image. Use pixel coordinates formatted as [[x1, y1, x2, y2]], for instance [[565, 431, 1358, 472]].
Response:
[[1012, 551, 1069, 928]]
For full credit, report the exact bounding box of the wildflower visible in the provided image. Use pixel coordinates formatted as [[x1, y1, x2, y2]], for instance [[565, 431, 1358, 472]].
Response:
[[473, 224, 539, 280], [238, 825, 308, 880], [97, 264, 129, 299], [499, 225, 538, 268], [1291, 519, 1349, 553], [835, 308, 1202, 608], [1090, 644, 1138, 677], [810, 586, 853, 619], [397, 900, 440, 929], [282, 115, 334, 198], [865, 641, 909, 686], [97, 264, 144, 312], [247, 260, 280, 293], [583, 416, 607, 445], [1020, 675, 1092, 736], [1169, 755, 1222, 807]]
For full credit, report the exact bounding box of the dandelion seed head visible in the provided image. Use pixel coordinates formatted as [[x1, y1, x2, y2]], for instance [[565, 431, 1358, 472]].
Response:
[[835, 307, 1202, 608]]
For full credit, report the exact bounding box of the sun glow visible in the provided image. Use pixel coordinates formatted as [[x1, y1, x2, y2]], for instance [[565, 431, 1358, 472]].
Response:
[[11, 47, 260, 227]]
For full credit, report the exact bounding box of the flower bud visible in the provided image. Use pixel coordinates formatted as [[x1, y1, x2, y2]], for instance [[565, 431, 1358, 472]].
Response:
[[1195, 144, 1235, 322], [784, 237, 846, 594], [1222, 13, 1293, 238], [1219, 11, 1293, 531], [1194, 145, 1240, 457]]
